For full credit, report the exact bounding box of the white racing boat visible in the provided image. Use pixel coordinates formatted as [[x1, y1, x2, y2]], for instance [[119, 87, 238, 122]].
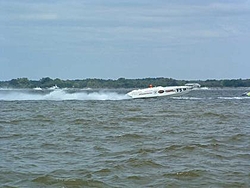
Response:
[[127, 85, 194, 99]]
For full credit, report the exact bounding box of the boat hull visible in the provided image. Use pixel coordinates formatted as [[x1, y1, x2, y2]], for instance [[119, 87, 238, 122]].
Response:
[[242, 92, 250, 97], [127, 86, 192, 99]]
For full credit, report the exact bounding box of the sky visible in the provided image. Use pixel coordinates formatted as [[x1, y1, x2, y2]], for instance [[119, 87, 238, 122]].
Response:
[[1, 0, 250, 81]]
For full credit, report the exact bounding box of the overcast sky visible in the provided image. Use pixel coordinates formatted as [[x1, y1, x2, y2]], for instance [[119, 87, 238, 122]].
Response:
[[1, 0, 250, 81]]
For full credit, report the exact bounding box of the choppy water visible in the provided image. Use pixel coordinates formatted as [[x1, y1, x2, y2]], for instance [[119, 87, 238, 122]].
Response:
[[0, 88, 250, 187]]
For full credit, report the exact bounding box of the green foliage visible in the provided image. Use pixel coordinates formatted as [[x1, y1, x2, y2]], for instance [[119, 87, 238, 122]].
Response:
[[0, 77, 250, 88], [9, 78, 31, 88]]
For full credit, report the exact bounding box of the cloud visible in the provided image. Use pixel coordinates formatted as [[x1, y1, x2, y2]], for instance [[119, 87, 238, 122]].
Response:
[[1, 0, 250, 50]]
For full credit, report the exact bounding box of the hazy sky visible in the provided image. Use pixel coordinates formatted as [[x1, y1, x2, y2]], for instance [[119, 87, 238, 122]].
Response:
[[1, 0, 250, 81]]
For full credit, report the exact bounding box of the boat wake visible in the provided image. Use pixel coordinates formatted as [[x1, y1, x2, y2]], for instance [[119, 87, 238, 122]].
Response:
[[172, 96, 204, 100], [218, 96, 250, 100], [0, 89, 130, 101], [173, 96, 250, 100]]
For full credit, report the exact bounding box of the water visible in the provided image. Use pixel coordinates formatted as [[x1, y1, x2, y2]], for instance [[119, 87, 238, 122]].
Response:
[[0, 88, 250, 187]]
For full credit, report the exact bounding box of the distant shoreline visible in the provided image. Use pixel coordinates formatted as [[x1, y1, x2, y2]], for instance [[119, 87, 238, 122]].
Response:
[[0, 77, 250, 88]]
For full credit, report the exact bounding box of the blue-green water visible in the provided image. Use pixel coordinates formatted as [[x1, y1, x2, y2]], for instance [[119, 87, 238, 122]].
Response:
[[0, 88, 250, 187]]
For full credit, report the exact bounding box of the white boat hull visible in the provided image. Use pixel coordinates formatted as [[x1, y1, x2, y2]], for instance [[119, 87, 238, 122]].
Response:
[[127, 86, 192, 99]]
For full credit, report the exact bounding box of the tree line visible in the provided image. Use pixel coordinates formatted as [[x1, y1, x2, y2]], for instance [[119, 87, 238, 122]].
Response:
[[0, 77, 250, 89]]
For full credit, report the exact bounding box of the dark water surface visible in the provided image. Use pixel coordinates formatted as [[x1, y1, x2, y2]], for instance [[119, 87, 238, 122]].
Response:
[[0, 88, 250, 187]]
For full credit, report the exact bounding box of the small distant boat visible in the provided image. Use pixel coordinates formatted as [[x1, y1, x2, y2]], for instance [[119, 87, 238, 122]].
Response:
[[48, 85, 59, 90], [185, 83, 201, 88], [33, 87, 42, 90], [242, 91, 250, 97], [127, 85, 194, 99]]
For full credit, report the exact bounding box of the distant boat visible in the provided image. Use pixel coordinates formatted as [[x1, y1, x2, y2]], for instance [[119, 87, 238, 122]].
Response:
[[48, 85, 59, 90], [127, 85, 194, 99], [242, 91, 250, 97], [33, 87, 42, 90], [185, 83, 201, 88]]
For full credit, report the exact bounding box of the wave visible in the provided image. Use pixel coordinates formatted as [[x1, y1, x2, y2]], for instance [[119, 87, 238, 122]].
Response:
[[32, 175, 108, 187], [163, 169, 204, 178], [218, 96, 250, 100], [173, 96, 250, 100], [0, 89, 130, 101], [172, 96, 204, 100]]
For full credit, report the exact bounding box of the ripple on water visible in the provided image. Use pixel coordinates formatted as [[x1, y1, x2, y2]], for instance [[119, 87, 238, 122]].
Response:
[[125, 158, 163, 168], [1, 89, 250, 187], [116, 133, 144, 140], [32, 175, 111, 188], [163, 169, 204, 179]]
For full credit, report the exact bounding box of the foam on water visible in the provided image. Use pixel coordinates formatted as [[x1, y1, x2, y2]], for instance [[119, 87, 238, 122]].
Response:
[[218, 96, 250, 100], [172, 96, 204, 100], [0, 89, 130, 101], [174, 96, 250, 100]]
